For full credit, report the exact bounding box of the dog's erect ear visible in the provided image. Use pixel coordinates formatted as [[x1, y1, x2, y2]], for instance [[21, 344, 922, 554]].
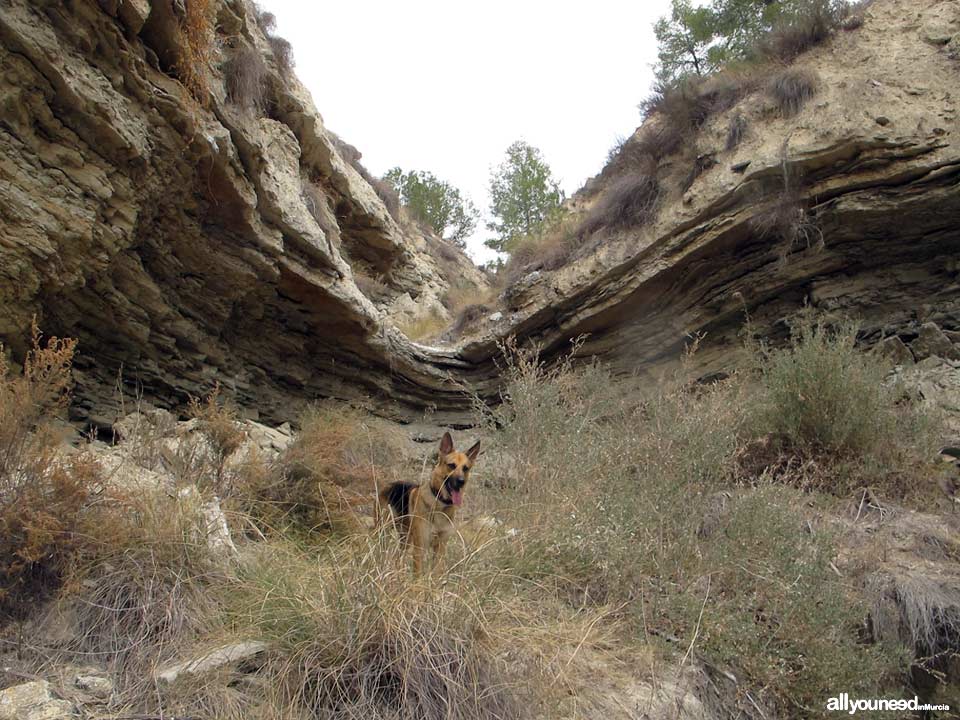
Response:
[[439, 432, 454, 457], [466, 440, 481, 462]]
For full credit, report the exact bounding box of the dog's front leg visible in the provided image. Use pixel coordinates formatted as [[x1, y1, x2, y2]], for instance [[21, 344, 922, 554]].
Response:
[[409, 519, 428, 575], [430, 532, 450, 575]]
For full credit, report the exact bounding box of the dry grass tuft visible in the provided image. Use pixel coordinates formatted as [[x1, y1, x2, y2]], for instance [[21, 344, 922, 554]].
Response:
[[186, 383, 246, 491], [758, 1, 839, 63], [501, 212, 583, 283], [303, 181, 342, 245], [867, 571, 960, 663], [768, 67, 819, 117], [751, 188, 821, 262], [62, 486, 228, 703], [229, 539, 524, 720], [235, 404, 407, 536], [578, 172, 660, 239], [224, 44, 268, 114]]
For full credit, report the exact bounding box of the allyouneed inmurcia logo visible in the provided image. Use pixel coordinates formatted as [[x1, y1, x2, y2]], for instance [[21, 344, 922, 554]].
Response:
[[826, 694, 949, 715]]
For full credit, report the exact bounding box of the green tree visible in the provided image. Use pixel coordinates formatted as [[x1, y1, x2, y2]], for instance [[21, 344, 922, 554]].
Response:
[[652, 0, 721, 83], [383, 168, 478, 247], [485, 141, 564, 254], [653, 0, 842, 83]]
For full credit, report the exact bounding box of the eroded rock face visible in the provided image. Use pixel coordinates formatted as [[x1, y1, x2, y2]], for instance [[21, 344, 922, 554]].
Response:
[[0, 0, 957, 429], [0, 0, 484, 427], [458, 0, 960, 396]]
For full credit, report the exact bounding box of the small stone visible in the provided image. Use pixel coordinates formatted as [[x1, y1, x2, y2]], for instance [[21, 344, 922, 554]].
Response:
[[156, 641, 270, 684], [875, 116, 891, 126], [487, 311, 503, 323], [74, 674, 113, 699], [731, 161, 751, 174]]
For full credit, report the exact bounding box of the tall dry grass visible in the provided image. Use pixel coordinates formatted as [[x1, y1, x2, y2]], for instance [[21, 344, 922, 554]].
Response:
[[472, 323, 934, 712]]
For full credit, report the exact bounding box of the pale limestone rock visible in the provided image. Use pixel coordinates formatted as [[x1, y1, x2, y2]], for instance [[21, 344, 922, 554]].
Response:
[[156, 641, 269, 684], [73, 674, 112, 700], [0, 681, 73, 720]]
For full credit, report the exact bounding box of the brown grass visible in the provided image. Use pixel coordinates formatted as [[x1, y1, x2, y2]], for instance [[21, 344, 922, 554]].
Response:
[[223, 44, 268, 114], [768, 67, 819, 117], [578, 172, 660, 239], [177, 0, 214, 103], [0, 324, 89, 621], [186, 383, 246, 491], [502, 212, 583, 283], [236, 404, 408, 535]]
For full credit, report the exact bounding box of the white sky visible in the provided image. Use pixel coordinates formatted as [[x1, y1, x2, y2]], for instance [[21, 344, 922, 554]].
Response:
[[259, 1, 670, 264]]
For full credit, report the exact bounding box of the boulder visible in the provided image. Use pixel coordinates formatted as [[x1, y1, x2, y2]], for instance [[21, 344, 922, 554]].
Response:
[[0, 681, 73, 720], [880, 335, 914, 366], [910, 322, 960, 361]]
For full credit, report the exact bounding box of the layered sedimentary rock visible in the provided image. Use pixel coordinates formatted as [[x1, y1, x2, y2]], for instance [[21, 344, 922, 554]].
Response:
[[0, 0, 483, 426], [460, 0, 960, 393], [0, 0, 958, 427]]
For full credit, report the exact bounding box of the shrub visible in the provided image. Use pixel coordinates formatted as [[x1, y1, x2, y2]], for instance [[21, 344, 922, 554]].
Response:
[[329, 139, 401, 223], [186, 383, 246, 491], [768, 67, 819, 117], [370, 176, 402, 220], [578, 172, 660, 238], [477, 344, 906, 712], [757, 1, 839, 63], [223, 44, 268, 113], [250, 2, 276, 34], [750, 318, 902, 456], [267, 35, 294, 76], [751, 188, 821, 262], [0, 326, 91, 621], [502, 211, 582, 281], [239, 404, 408, 535]]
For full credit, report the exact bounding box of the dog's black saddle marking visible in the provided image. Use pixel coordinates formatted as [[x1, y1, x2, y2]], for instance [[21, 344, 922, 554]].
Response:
[[383, 481, 418, 518]]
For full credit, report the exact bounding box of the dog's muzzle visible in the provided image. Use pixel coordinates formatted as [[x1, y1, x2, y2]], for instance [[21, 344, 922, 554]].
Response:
[[439, 476, 465, 506]]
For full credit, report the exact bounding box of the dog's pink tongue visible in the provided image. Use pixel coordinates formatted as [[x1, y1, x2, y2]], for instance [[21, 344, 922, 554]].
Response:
[[450, 489, 463, 506]]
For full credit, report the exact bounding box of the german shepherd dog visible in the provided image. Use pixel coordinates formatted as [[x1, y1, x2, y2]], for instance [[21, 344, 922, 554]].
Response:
[[378, 432, 480, 574]]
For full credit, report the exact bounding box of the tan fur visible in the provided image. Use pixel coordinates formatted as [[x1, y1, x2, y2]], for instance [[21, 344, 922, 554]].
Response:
[[378, 432, 480, 574]]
